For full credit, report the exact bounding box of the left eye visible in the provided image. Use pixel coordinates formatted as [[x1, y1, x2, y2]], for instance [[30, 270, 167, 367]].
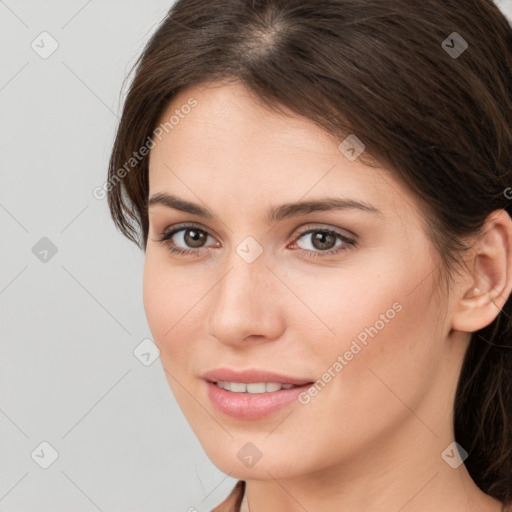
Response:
[[295, 229, 347, 252]]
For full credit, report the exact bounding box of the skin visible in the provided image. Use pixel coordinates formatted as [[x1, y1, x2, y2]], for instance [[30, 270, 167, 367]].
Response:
[[143, 80, 512, 512]]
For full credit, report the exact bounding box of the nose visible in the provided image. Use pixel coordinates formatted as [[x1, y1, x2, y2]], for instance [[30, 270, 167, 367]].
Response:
[[207, 250, 286, 347]]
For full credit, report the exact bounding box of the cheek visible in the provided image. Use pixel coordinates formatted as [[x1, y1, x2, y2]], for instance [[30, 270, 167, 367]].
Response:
[[142, 251, 212, 376], [293, 244, 442, 401], [142, 254, 202, 412], [143, 253, 187, 355], [142, 261, 169, 343], [143, 251, 193, 333]]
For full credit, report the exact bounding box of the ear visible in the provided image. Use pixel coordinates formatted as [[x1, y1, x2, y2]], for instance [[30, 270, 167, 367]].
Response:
[[451, 209, 512, 333]]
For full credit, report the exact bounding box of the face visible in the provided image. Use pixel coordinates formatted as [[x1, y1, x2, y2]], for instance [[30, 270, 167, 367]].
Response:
[[143, 80, 464, 480]]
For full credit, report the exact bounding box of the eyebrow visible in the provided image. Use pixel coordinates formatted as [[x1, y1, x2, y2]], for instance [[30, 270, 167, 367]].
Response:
[[147, 192, 383, 223]]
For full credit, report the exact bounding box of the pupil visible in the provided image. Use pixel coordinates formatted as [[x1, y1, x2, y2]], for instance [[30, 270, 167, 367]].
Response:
[[313, 232, 335, 250], [185, 229, 205, 248]]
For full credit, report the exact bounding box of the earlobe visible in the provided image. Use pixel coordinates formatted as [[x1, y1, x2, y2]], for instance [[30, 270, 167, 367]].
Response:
[[451, 210, 512, 333]]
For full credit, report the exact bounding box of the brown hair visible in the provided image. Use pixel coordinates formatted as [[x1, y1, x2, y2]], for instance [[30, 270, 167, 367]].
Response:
[[107, 0, 512, 503]]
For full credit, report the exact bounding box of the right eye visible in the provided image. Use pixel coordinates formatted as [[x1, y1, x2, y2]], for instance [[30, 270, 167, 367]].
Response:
[[155, 223, 220, 256]]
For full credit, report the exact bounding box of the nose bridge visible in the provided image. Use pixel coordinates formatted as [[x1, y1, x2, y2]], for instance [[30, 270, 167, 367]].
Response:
[[207, 244, 282, 343], [220, 233, 271, 301]]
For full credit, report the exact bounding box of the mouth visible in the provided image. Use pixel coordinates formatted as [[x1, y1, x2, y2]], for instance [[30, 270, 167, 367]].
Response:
[[202, 369, 314, 419]]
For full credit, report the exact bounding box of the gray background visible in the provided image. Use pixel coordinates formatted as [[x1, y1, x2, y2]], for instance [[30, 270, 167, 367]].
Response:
[[1, 1, 512, 511]]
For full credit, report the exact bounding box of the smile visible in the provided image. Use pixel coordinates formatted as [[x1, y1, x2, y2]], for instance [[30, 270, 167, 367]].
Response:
[[205, 380, 314, 419]]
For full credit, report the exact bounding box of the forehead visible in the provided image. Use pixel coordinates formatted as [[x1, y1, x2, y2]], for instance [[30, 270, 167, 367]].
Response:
[[147, 81, 422, 227], [154, 80, 341, 156]]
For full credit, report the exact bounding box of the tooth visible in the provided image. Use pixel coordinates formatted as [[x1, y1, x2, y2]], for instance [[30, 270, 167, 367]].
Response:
[[216, 381, 301, 393], [265, 382, 282, 392], [247, 383, 266, 393], [230, 382, 247, 393]]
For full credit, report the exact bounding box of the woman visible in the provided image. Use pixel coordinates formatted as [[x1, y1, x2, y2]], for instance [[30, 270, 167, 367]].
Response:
[[106, 0, 512, 510]]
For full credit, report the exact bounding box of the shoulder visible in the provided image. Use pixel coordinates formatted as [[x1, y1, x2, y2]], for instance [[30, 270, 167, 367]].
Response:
[[210, 480, 246, 512]]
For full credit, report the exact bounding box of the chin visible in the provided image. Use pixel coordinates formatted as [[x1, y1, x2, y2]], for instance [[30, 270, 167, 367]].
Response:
[[198, 436, 312, 481]]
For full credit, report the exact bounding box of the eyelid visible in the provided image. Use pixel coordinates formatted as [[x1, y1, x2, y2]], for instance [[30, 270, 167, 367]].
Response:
[[154, 222, 355, 243], [289, 222, 357, 242], [154, 222, 219, 244]]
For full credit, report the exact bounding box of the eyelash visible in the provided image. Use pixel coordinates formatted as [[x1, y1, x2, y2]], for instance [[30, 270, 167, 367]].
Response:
[[154, 223, 356, 259]]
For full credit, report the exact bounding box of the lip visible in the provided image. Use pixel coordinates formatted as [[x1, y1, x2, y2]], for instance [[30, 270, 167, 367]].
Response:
[[202, 368, 314, 420], [202, 368, 313, 386]]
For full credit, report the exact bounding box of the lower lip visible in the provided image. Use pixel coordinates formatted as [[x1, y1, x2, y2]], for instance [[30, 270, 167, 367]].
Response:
[[205, 381, 312, 420]]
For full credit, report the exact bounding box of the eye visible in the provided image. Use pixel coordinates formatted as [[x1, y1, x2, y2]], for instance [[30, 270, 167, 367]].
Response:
[[290, 226, 356, 259], [154, 223, 219, 256]]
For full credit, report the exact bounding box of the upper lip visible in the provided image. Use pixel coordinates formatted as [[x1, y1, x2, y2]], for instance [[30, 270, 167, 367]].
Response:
[[202, 368, 313, 386]]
